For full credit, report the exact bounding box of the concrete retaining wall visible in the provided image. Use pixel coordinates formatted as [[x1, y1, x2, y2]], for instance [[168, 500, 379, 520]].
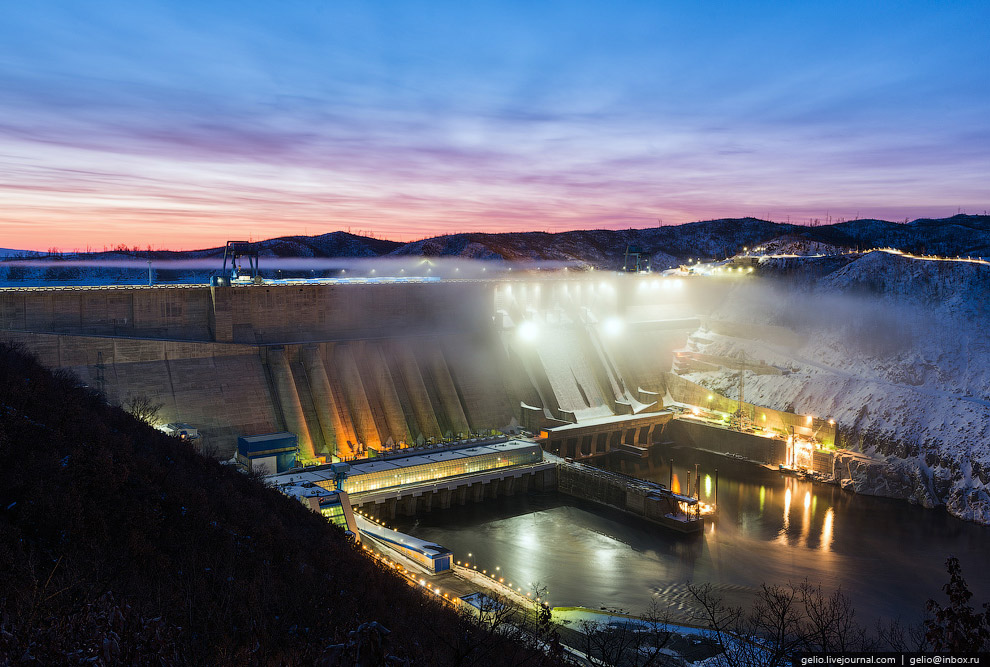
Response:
[[665, 372, 837, 447], [667, 419, 787, 465], [666, 418, 835, 474], [1, 282, 492, 344]]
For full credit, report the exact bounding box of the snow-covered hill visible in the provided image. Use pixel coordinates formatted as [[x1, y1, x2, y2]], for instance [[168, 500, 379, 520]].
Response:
[[682, 251, 990, 523]]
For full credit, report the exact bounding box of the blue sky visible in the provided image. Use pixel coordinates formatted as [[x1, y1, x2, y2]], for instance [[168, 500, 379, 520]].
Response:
[[1, 1, 988, 249]]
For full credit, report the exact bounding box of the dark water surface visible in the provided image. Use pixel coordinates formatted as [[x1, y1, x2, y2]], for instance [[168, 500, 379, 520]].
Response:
[[391, 446, 990, 622]]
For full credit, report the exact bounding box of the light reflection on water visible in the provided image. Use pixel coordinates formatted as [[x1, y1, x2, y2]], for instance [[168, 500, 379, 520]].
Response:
[[392, 446, 990, 621], [822, 507, 835, 552]]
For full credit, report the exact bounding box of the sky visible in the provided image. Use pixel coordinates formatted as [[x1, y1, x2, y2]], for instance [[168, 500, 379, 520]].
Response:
[[1, 1, 988, 251]]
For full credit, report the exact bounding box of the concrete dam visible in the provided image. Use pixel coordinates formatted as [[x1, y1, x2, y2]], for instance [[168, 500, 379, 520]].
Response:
[[0, 275, 719, 459]]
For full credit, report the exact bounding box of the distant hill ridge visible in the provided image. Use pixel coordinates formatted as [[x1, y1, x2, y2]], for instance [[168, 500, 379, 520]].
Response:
[[5, 214, 989, 273], [110, 214, 990, 266]]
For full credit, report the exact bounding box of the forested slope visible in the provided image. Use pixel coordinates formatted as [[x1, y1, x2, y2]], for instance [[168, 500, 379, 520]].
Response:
[[0, 344, 557, 665]]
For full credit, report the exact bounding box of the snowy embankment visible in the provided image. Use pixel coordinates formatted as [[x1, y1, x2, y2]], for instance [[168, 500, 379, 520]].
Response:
[[682, 251, 990, 524]]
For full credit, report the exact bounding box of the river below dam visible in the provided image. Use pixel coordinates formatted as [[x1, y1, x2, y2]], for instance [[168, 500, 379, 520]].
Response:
[[392, 445, 990, 623]]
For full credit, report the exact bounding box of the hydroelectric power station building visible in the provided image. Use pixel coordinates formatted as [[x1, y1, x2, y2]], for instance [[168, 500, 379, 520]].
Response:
[[0, 270, 834, 476], [274, 440, 544, 495]]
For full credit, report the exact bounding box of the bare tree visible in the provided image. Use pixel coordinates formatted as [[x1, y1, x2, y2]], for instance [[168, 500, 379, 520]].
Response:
[[797, 581, 870, 653], [685, 583, 746, 667], [579, 599, 673, 667], [639, 598, 676, 665], [123, 394, 163, 426], [476, 592, 517, 636], [426, 591, 524, 666], [748, 584, 806, 664], [875, 616, 930, 653], [687, 581, 872, 667]]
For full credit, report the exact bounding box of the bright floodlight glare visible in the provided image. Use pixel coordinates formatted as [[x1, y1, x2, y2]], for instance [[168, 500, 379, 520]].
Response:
[[518, 320, 540, 342], [602, 316, 624, 337]]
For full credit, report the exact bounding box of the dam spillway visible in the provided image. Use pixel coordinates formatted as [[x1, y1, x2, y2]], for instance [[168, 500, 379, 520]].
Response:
[[0, 275, 712, 458]]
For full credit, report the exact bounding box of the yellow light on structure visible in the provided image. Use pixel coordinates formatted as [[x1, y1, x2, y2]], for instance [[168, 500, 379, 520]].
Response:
[[806, 415, 813, 425], [829, 419, 835, 425]]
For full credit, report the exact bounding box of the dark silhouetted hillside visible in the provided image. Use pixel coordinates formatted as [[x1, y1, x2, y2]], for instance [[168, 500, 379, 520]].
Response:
[[0, 344, 560, 665], [385, 215, 990, 269]]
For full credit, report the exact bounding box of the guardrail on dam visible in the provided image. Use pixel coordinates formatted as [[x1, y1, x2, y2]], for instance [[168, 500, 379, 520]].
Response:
[[0, 276, 707, 458]]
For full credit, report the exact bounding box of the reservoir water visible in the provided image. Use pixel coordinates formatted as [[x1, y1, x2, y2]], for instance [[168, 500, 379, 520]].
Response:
[[392, 445, 990, 622]]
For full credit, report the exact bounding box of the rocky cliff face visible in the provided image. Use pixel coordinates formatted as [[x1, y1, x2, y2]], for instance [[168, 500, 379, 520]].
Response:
[[682, 250, 990, 525], [829, 445, 990, 525]]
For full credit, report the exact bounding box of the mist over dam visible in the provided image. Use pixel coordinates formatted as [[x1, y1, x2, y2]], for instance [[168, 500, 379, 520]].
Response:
[[0, 275, 722, 459]]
